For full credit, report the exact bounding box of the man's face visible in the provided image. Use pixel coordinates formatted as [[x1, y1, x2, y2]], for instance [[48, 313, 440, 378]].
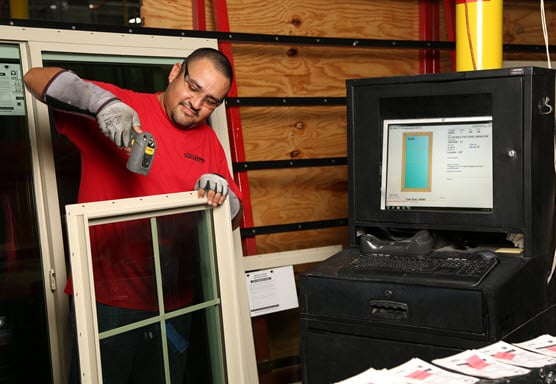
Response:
[[162, 58, 230, 129]]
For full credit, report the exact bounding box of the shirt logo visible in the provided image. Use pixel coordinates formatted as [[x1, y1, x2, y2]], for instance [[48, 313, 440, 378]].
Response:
[[184, 152, 205, 163]]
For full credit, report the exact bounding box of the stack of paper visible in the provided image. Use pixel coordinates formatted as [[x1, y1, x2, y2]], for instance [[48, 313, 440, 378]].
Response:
[[432, 350, 530, 379], [334, 367, 409, 384], [514, 334, 556, 359], [478, 340, 556, 368], [391, 358, 479, 383], [333, 334, 556, 383]]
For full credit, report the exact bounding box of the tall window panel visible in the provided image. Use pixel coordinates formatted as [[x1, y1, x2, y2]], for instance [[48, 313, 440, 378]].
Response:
[[0, 44, 52, 383]]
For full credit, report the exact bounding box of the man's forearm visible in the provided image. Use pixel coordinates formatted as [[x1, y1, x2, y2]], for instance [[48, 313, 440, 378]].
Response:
[[24, 68, 140, 147], [232, 203, 243, 230], [42, 70, 118, 117]]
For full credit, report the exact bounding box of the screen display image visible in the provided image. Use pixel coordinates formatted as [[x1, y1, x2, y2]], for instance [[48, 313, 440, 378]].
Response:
[[381, 117, 493, 212]]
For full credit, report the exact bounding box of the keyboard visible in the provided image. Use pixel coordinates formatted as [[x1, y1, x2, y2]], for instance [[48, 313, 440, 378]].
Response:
[[338, 251, 498, 286]]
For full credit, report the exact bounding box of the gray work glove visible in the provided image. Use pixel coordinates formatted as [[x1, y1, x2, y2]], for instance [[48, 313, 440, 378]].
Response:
[[97, 100, 140, 147], [195, 173, 240, 218], [44, 70, 140, 147], [195, 173, 230, 196]]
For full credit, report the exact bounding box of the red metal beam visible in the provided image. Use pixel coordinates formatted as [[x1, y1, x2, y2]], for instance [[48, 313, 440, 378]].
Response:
[[419, 0, 440, 74], [191, 0, 206, 30], [443, 0, 457, 71]]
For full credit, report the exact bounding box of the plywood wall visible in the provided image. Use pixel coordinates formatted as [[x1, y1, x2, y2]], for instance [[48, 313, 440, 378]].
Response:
[[504, 0, 556, 62]]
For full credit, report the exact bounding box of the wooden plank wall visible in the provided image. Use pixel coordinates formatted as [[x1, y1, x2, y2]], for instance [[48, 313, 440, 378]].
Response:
[[141, 1, 556, 382]]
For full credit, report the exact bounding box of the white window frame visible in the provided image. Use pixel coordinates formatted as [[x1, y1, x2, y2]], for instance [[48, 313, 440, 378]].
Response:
[[0, 24, 256, 383], [65, 192, 251, 383]]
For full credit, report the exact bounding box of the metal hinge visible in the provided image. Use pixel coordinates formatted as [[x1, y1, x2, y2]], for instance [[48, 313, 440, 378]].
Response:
[[49, 269, 56, 291]]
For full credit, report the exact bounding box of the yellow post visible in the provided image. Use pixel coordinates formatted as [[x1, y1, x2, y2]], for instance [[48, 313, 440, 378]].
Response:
[[9, 0, 29, 19], [456, 0, 503, 71]]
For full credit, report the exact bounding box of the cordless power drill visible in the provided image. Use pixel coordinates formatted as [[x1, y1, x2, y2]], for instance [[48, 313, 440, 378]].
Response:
[[127, 130, 156, 175]]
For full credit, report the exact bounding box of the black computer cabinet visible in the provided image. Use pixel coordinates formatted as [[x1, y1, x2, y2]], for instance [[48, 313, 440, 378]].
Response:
[[300, 67, 556, 384], [299, 247, 556, 383]]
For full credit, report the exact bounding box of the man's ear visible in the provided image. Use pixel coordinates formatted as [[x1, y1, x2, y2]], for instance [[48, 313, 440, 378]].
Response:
[[168, 62, 182, 83]]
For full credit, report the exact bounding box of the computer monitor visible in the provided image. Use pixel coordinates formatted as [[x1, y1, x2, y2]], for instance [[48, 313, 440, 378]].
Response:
[[347, 67, 555, 258], [381, 116, 493, 213]]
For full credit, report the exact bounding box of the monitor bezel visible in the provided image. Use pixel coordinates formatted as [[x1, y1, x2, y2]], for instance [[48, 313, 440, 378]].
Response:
[[348, 75, 525, 234]]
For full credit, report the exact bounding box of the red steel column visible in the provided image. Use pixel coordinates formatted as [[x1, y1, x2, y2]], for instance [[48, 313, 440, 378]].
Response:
[[191, 0, 206, 30], [443, 0, 457, 71], [419, 0, 440, 74]]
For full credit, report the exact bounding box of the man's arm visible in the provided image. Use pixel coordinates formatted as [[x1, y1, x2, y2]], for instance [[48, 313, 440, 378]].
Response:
[[23, 67, 66, 100], [231, 203, 243, 230], [24, 67, 141, 147]]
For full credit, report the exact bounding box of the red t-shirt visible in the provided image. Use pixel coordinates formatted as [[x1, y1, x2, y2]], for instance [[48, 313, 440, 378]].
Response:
[[57, 81, 242, 311]]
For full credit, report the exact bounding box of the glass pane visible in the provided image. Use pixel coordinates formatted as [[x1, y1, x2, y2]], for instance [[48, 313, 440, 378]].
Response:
[[187, 308, 225, 384], [156, 212, 218, 309], [89, 219, 159, 325], [89, 209, 225, 383], [99, 319, 166, 383], [0, 45, 52, 382]]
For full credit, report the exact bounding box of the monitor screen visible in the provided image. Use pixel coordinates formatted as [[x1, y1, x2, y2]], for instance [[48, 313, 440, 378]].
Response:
[[381, 116, 493, 212]]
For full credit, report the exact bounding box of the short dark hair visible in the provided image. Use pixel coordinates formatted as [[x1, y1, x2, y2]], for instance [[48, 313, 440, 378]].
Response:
[[184, 47, 233, 84]]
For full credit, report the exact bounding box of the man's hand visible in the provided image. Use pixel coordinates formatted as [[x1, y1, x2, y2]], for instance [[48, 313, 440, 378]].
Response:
[[97, 100, 141, 148], [195, 173, 241, 219], [195, 173, 229, 206]]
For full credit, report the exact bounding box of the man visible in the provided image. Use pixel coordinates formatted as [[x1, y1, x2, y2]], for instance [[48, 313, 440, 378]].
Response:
[[24, 47, 242, 383]]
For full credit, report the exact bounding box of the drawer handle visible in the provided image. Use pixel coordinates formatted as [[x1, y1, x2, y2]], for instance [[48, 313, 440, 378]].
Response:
[[369, 300, 408, 320]]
